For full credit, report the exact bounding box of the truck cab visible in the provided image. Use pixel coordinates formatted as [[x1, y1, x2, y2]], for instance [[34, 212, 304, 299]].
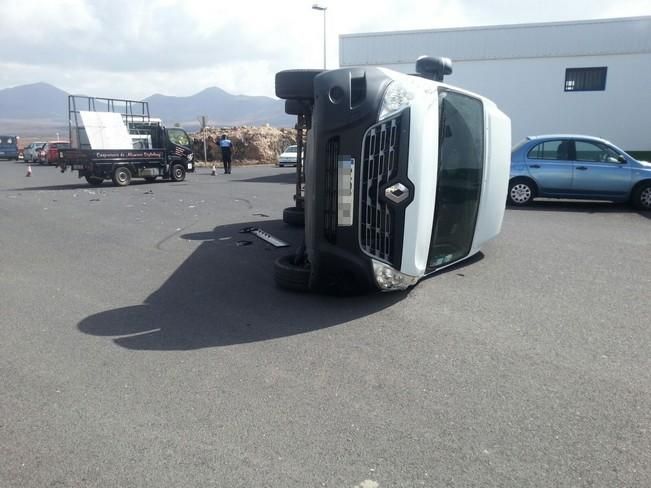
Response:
[[274, 58, 511, 293]]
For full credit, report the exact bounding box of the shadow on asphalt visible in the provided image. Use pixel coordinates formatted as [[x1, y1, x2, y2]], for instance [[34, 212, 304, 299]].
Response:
[[7, 179, 180, 192], [508, 199, 651, 219], [78, 219, 407, 350], [234, 172, 296, 185]]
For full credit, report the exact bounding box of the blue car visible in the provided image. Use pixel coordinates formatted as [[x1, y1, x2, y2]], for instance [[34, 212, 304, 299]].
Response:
[[509, 135, 651, 210]]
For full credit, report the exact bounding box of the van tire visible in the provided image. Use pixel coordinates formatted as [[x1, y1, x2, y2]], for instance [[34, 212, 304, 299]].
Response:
[[285, 99, 312, 116], [275, 70, 323, 100], [274, 254, 310, 292], [171, 164, 186, 182], [112, 166, 131, 187], [283, 206, 304, 227]]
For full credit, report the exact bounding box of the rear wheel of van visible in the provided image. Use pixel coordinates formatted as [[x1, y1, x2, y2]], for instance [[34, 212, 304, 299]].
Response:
[[112, 166, 132, 187], [282, 206, 304, 227], [284, 99, 312, 116], [85, 176, 103, 186], [274, 254, 310, 292], [275, 70, 323, 100], [508, 178, 536, 206]]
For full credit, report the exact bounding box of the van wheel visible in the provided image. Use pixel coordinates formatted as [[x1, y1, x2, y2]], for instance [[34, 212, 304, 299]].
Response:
[[171, 164, 186, 182], [112, 166, 131, 187], [275, 70, 323, 100], [631, 181, 651, 210], [85, 176, 103, 186], [274, 254, 310, 292], [283, 206, 304, 227], [285, 99, 312, 116], [508, 178, 536, 206]]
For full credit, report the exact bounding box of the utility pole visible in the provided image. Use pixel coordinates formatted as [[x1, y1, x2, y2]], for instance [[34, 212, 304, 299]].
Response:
[[312, 4, 327, 69], [199, 115, 208, 162]]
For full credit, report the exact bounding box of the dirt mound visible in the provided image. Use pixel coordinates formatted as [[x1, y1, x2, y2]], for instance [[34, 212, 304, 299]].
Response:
[[191, 126, 297, 164]]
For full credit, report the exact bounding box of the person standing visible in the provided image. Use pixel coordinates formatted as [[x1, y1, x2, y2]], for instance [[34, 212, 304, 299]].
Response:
[[219, 134, 233, 174]]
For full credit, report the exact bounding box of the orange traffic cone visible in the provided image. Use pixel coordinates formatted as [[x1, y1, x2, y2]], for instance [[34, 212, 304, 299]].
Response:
[[26, 165, 32, 177], [211, 164, 216, 176]]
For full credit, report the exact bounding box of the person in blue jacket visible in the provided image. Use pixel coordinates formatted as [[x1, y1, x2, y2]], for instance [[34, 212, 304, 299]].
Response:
[[219, 134, 233, 174]]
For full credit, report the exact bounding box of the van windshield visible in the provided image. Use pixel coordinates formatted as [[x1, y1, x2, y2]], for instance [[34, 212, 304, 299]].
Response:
[[427, 90, 484, 271]]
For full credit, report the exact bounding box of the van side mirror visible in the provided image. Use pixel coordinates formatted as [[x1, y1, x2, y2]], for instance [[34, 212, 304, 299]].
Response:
[[415, 56, 453, 82]]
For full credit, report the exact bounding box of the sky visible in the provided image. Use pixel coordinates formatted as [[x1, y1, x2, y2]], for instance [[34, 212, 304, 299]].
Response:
[[0, 0, 649, 99]]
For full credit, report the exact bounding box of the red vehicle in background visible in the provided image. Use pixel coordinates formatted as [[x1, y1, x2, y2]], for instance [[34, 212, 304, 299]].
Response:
[[37, 141, 70, 165]]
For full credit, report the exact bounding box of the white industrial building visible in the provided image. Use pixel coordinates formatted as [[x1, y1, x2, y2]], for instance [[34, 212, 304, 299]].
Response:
[[339, 16, 651, 153]]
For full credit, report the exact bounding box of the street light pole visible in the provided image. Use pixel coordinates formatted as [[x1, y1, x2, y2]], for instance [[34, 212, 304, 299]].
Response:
[[312, 4, 327, 69]]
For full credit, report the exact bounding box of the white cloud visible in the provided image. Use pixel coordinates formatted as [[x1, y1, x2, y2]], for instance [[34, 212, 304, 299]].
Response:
[[0, 0, 648, 98]]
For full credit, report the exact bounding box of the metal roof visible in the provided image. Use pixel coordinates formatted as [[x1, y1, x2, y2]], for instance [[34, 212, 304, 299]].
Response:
[[340, 16, 651, 65]]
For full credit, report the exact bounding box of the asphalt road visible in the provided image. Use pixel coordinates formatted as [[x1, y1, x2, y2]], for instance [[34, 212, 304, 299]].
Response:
[[1, 161, 649, 488]]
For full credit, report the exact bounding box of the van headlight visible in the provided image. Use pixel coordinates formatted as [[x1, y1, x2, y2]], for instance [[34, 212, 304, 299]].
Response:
[[372, 260, 419, 291], [378, 81, 415, 121]]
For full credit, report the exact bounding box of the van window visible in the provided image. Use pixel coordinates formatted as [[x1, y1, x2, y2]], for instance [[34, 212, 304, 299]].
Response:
[[427, 90, 484, 271]]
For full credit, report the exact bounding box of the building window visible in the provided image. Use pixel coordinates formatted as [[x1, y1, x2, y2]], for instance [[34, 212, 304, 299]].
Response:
[[564, 67, 607, 92]]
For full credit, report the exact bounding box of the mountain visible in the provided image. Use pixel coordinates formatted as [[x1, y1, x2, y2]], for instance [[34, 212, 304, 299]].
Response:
[[145, 87, 293, 128], [0, 83, 293, 136]]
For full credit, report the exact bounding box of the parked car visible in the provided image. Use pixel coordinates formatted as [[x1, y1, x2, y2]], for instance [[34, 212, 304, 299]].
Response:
[[277, 145, 303, 167], [23, 142, 46, 163], [41, 141, 70, 165], [0, 135, 19, 160], [509, 135, 651, 210]]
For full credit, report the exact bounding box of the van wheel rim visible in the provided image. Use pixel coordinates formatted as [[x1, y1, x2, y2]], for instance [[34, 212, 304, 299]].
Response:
[[118, 171, 127, 183], [641, 187, 651, 208], [511, 184, 532, 203]]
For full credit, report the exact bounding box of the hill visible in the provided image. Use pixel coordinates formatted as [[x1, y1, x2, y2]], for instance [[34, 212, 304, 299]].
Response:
[[0, 83, 293, 137]]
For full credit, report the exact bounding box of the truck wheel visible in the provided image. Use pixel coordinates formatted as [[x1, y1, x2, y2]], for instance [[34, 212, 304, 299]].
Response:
[[275, 70, 323, 100], [112, 166, 131, 187], [171, 164, 186, 182], [283, 206, 304, 227], [274, 254, 310, 292], [85, 176, 103, 186]]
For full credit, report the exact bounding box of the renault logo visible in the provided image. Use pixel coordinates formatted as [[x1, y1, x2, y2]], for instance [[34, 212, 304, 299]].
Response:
[[385, 183, 409, 204]]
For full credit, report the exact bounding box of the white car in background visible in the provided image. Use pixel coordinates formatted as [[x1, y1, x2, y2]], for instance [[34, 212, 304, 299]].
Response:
[[277, 145, 303, 167], [23, 142, 46, 163]]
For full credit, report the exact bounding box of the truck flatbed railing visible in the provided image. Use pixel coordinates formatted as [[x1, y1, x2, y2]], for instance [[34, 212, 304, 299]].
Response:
[[68, 95, 151, 149]]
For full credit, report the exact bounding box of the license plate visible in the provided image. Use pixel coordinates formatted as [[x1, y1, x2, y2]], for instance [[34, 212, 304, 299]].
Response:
[[337, 156, 355, 227], [187, 163, 193, 170]]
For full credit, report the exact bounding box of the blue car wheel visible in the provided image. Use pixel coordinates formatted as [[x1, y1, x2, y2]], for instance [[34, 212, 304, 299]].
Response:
[[508, 178, 536, 206]]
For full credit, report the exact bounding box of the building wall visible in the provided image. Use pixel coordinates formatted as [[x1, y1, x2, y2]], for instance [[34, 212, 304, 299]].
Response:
[[340, 17, 651, 151], [379, 53, 651, 151]]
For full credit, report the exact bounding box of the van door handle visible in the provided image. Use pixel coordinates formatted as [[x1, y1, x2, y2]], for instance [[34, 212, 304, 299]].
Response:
[[529, 164, 540, 168], [576, 166, 588, 170]]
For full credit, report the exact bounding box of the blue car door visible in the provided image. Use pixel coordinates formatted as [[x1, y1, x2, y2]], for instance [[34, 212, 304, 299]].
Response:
[[525, 139, 574, 195], [571, 140, 631, 198]]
